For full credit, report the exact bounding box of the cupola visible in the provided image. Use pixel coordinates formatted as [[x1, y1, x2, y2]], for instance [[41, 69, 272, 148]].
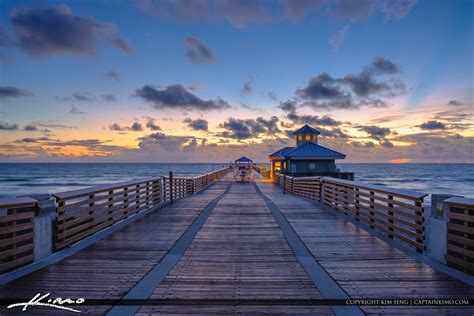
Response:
[[294, 124, 321, 147]]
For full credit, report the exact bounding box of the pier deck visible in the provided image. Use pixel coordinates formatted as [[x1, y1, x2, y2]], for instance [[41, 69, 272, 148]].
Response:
[[0, 173, 473, 315]]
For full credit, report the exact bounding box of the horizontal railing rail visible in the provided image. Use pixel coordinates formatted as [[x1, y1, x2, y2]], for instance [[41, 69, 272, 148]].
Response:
[[445, 197, 474, 275], [322, 177, 427, 253], [0, 197, 37, 273], [273, 173, 427, 253], [52, 167, 230, 250], [53, 178, 163, 250]]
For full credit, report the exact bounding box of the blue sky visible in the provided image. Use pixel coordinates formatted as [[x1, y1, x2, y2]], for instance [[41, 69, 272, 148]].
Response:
[[0, 0, 472, 162]]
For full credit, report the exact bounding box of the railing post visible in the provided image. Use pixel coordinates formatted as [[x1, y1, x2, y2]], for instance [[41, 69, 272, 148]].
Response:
[[355, 187, 360, 221], [291, 177, 295, 194], [282, 174, 286, 195], [387, 194, 394, 239], [369, 191, 375, 229], [108, 190, 114, 222], [160, 177, 164, 203], [169, 171, 174, 203], [415, 200, 424, 253]]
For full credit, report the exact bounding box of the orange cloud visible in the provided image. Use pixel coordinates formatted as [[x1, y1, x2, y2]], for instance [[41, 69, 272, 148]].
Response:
[[388, 158, 412, 164]]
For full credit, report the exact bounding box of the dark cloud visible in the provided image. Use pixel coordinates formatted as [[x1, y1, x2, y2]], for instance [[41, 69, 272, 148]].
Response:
[[279, 100, 298, 113], [130, 122, 143, 131], [23, 125, 38, 131], [8, 5, 129, 57], [318, 127, 350, 138], [267, 91, 278, 101], [146, 119, 161, 131], [105, 70, 120, 81], [418, 120, 447, 130], [135, 84, 231, 111], [293, 57, 405, 110], [287, 112, 342, 127], [110, 37, 133, 54], [15, 137, 51, 143], [0, 122, 19, 130], [109, 123, 127, 131], [59, 93, 94, 102], [69, 105, 86, 115], [110, 122, 144, 132], [101, 94, 117, 102], [242, 81, 253, 95], [357, 125, 391, 141], [0, 86, 33, 98], [138, 132, 193, 152], [183, 118, 209, 131], [184, 37, 215, 63], [367, 57, 400, 75], [380, 140, 395, 148], [218, 116, 280, 139], [448, 100, 463, 106]]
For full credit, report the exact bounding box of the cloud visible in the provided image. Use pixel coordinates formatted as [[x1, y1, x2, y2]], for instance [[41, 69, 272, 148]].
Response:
[[0, 122, 19, 130], [59, 93, 94, 102], [105, 70, 120, 81], [267, 91, 278, 101], [8, 5, 131, 57], [138, 132, 194, 152], [367, 57, 400, 75], [36, 123, 74, 129], [184, 37, 215, 63], [135, 84, 231, 111], [0, 86, 33, 98], [218, 116, 280, 139], [378, 0, 418, 20], [130, 122, 143, 131], [183, 118, 209, 131], [135, 0, 417, 28], [109, 122, 144, 131], [418, 120, 447, 130], [287, 112, 343, 127], [110, 37, 133, 54], [329, 25, 350, 52], [293, 57, 405, 110], [101, 94, 117, 102], [357, 125, 392, 141], [69, 105, 86, 115], [23, 125, 37, 131], [146, 119, 161, 131], [15, 137, 51, 143], [242, 81, 253, 95], [448, 100, 463, 106], [283, 0, 326, 21]]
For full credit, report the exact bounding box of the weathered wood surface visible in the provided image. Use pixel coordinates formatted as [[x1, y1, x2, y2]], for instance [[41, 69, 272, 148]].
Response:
[[0, 172, 472, 315], [0, 198, 37, 274], [137, 182, 332, 315], [445, 197, 474, 275], [257, 178, 474, 314], [0, 181, 230, 315]]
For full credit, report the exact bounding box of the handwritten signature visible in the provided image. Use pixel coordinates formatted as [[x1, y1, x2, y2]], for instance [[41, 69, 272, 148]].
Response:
[[7, 292, 85, 313]]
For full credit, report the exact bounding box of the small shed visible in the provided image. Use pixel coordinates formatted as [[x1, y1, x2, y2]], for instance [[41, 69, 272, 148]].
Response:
[[234, 156, 253, 164]]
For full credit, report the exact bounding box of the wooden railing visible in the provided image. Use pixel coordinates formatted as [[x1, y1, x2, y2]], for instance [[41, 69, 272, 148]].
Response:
[[52, 167, 229, 250], [322, 177, 427, 253], [273, 173, 427, 253], [0, 197, 37, 273], [53, 179, 162, 250], [445, 197, 474, 275]]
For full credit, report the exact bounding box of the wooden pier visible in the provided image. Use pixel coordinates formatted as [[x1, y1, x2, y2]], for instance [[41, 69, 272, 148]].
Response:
[[0, 169, 473, 315]]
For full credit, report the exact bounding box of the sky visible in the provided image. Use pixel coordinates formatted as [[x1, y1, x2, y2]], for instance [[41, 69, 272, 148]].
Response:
[[0, 0, 472, 163]]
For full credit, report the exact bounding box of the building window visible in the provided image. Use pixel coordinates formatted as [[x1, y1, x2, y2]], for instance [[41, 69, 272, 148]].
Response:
[[274, 161, 281, 171], [305, 135, 311, 141], [298, 135, 303, 141], [313, 135, 317, 141]]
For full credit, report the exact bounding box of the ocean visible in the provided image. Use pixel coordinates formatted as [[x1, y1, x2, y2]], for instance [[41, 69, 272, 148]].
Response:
[[0, 163, 472, 199]]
